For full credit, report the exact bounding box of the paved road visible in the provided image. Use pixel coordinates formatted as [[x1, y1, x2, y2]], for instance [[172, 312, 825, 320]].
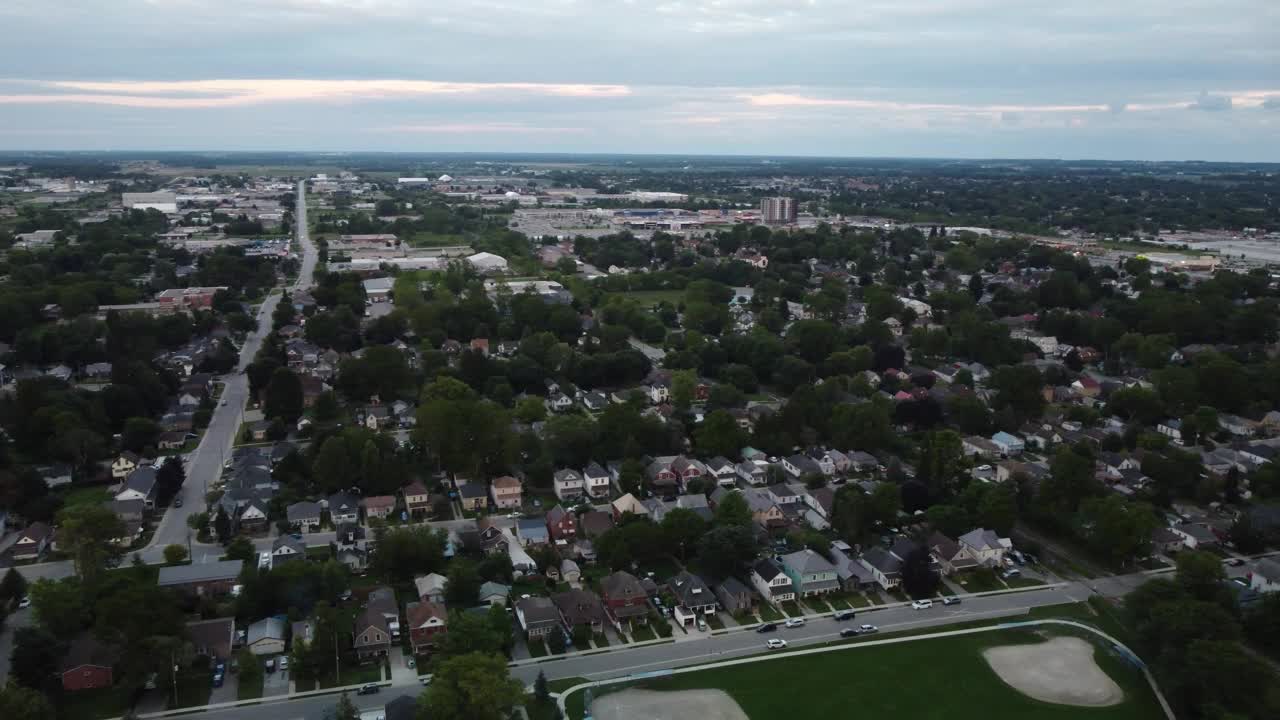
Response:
[[15, 181, 319, 584]]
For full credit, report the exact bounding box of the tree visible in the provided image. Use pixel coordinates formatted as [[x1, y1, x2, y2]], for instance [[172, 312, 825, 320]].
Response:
[[156, 456, 185, 506], [56, 504, 125, 582], [865, 482, 902, 527], [1077, 496, 1157, 568], [977, 483, 1018, 536], [0, 567, 27, 605], [331, 693, 359, 720], [445, 559, 482, 607], [694, 410, 747, 458], [9, 625, 64, 691], [371, 526, 446, 583], [438, 607, 508, 659], [237, 648, 263, 694], [831, 484, 867, 541], [0, 683, 54, 720], [1176, 550, 1226, 602], [534, 670, 551, 705], [28, 578, 87, 641], [225, 535, 256, 563], [121, 417, 162, 453], [265, 367, 304, 422], [712, 490, 752, 528], [660, 508, 708, 561], [696, 525, 758, 580], [417, 652, 525, 720], [163, 544, 189, 565], [214, 506, 231, 544], [671, 369, 697, 411], [900, 547, 939, 599], [916, 430, 962, 499]]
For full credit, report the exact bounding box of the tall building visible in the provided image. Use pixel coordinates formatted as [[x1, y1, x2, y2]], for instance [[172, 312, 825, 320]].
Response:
[[760, 196, 797, 224]]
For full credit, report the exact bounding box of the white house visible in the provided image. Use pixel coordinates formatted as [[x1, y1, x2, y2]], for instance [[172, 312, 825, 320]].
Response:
[[115, 467, 158, 508], [958, 528, 1012, 567], [990, 432, 1025, 457], [583, 462, 611, 498], [1250, 559, 1280, 594], [1157, 419, 1184, 445], [553, 469, 585, 502], [749, 558, 795, 605], [111, 452, 140, 480], [466, 252, 509, 273]]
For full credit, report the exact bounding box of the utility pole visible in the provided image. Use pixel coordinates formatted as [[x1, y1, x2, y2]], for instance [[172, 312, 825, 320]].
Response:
[[171, 648, 179, 707]]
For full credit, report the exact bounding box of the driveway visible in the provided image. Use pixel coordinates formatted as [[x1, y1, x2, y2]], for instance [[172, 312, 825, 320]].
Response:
[[263, 662, 290, 697], [388, 647, 417, 684], [209, 673, 238, 705]]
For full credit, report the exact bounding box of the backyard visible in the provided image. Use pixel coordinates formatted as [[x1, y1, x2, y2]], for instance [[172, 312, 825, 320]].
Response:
[[566, 624, 1166, 720]]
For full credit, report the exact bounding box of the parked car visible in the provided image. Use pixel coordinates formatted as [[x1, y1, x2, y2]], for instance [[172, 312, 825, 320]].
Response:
[[406, 657, 416, 669], [697, 618, 708, 631], [756, 622, 778, 633], [784, 618, 806, 628], [1011, 550, 1026, 565], [278, 657, 289, 671], [858, 624, 878, 634], [265, 658, 276, 673], [943, 597, 962, 606], [765, 638, 788, 649], [212, 671, 224, 688], [358, 684, 381, 695], [18, 596, 30, 609], [833, 609, 856, 621], [839, 628, 859, 638], [258, 552, 271, 570], [1001, 568, 1021, 579], [1226, 558, 1245, 567], [911, 599, 933, 610], [173, 497, 183, 508]]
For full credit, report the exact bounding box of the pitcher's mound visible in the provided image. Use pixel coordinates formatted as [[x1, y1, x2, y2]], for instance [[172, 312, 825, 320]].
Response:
[[590, 688, 749, 720], [983, 636, 1123, 707]]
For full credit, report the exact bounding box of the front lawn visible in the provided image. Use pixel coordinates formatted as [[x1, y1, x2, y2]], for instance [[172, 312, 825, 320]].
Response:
[[237, 672, 264, 700], [1004, 576, 1047, 589], [58, 686, 136, 720], [705, 614, 725, 630], [847, 593, 871, 608], [955, 570, 1003, 593], [60, 486, 112, 509], [593, 632, 610, 647], [758, 604, 783, 622], [527, 640, 549, 657], [779, 601, 801, 617], [802, 597, 832, 613], [172, 662, 214, 708], [631, 625, 657, 642], [565, 627, 1166, 720]]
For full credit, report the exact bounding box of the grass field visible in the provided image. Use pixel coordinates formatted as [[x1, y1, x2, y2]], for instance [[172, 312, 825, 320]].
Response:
[[60, 486, 112, 508], [566, 624, 1165, 720]]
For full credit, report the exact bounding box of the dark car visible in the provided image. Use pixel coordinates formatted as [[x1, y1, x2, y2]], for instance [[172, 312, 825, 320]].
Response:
[[943, 597, 962, 606], [756, 622, 778, 633], [833, 609, 856, 621], [357, 684, 381, 696], [839, 628, 859, 638]]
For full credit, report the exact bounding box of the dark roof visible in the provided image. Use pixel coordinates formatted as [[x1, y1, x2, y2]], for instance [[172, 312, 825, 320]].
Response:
[[716, 576, 751, 598], [861, 546, 901, 577], [158, 559, 243, 586], [670, 570, 714, 607], [62, 633, 119, 672], [552, 589, 606, 626], [752, 557, 785, 582], [600, 571, 647, 601]]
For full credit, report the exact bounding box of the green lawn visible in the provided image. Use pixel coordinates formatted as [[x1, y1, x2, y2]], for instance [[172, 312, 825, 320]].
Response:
[[758, 604, 783, 622], [956, 571, 1003, 593], [779, 601, 801, 617], [631, 625, 658, 642], [237, 672, 264, 700], [409, 231, 468, 247], [802, 597, 832, 613], [847, 593, 871, 608], [566, 627, 1165, 720], [60, 486, 112, 509], [705, 614, 725, 630], [593, 632, 610, 648], [58, 686, 136, 720], [528, 640, 549, 657]]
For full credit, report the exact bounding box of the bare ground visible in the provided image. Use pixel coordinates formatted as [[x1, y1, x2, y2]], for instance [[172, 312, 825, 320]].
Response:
[[983, 636, 1124, 707], [590, 688, 749, 720]]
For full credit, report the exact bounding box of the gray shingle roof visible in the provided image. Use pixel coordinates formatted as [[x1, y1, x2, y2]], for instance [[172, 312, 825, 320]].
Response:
[[158, 559, 243, 586]]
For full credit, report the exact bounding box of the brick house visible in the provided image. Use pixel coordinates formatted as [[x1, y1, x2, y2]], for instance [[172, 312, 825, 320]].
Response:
[[60, 633, 118, 691], [405, 600, 448, 654], [599, 571, 650, 631], [546, 504, 577, 543]]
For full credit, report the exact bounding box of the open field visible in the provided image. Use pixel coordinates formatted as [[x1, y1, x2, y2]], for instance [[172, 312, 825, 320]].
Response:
[[568, 623, 1165, 720]]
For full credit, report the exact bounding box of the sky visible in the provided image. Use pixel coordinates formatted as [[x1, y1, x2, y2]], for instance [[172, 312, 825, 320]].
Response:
[[1, 0, 1277, 161]]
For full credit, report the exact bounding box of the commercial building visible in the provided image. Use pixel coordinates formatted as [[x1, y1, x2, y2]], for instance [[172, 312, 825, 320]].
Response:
[[760, 197, 797, 224], [122, 191, 178, 213]]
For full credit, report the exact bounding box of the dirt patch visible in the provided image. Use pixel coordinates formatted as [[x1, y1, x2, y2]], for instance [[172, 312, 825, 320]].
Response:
[[590, 688, 749, 720], [983, 636, 1123, 707]]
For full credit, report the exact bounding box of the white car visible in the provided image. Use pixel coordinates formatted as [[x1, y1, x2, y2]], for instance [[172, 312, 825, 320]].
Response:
[[784, 618, 806, 628], [911, 599, 934, 610], [18, 596, 31, 609], [765, 638, 788, 650]]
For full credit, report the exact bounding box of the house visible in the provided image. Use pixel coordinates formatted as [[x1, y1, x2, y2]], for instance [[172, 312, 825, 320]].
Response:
[[354, 587, 400, 659], [515, 596, 561, 640], [670, 571, 718, 624], [271, 535, 306, 564], [359, 495, 395, 521], [958, 528, 1012, 566], [403, 480, 432, 517], [185, 618, 234, 661], [735, 460, 769, 485], [859, 547, 902, 590], [1071, 376, 1102, 398], [158, 559, 243, 596], [517, 518, 550, 546], [779, 549, 839, 597], [599, 571, 650, 631], [830, 545, 877, 591], [750, 557, 796, 604], [927, 532, 980, 575], [990, 432, 1025, 456], [706, 457, 737, 486], [553, 469, 585, 502], [578, 510, 614, 539], [116, 467, 158, 508], [39, 464, 73, 488], [740, 488, 787, 533], [583, 462, 611, 498], [111, 452, 140, 479], [1250, 558, 1280, 594], [10, 522, 52, 561], [458, 481, 488, 511], [237, 499, 270, 535], [60, 633, 118, 691], [490, 475, 523, 509], [611, 493, 649, 521], [546, 504, 577, 542], [1150, 527, 1185, 555], [1171, 522, 1219, 549], [246, 617, 287, 655], [414, 573, 448, 604], [327, 492, 361, 524], [158, 431, 187, 451], [962, 436, 1001, 458], [582, 392, 609, 412], [552, 588, 606, 635], [714, 577, 755, 614], [676, 493, 713, 521], [405, 601, 448, 653], [281, 502, 320, 534], [337, 547, 368, 573], [782, 454, 823, 478], [479, 581, 511, 606], [546, 392, 574, 413]]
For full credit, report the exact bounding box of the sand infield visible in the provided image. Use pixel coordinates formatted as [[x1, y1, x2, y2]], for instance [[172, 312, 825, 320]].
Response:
[[983, 635, 1124, 707], [589, 688, 750, 720]]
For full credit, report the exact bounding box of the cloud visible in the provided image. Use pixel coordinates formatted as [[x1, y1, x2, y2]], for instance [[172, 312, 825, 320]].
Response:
[[1189, 91, 1232, 111], [741, 92, 1110, 114], [381, 122, 586, 134], [0, 79, 631, 109]]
